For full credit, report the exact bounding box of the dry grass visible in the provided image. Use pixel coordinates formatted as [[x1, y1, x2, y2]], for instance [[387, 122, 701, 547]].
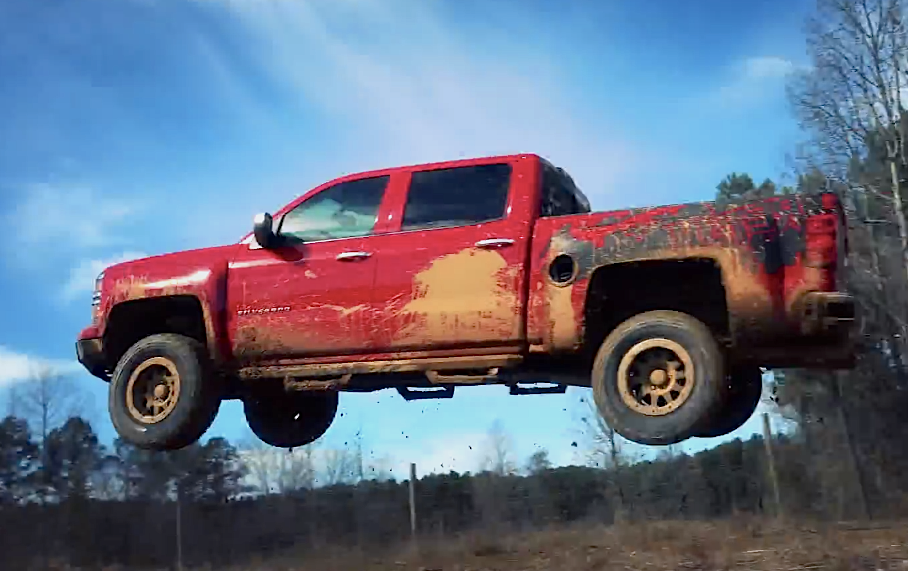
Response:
[[235, 519, 908, 571]]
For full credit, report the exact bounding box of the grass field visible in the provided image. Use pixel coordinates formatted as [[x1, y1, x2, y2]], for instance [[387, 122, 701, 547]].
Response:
[[236, 519, 908, 571]]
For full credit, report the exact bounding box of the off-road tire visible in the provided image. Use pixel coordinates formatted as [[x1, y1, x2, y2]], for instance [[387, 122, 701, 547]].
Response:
[[244, 389, 338, 449], [109, 333, 221, 451], [693, 365, 763, 439], [591, 310, 726, 446]]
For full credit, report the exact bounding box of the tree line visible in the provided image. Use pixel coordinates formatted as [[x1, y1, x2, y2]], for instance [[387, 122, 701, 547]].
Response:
[[0, 392, 848, 570]]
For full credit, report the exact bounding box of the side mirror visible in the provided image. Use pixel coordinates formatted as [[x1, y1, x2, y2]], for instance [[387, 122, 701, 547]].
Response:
[[253, 212, 276, 248]]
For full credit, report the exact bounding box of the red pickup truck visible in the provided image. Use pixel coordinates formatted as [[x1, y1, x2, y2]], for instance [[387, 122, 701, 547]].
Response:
[[76, 153, 855, 450]]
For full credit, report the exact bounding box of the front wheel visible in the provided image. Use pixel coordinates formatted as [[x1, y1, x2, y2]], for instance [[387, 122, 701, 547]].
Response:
[[244, 389, 338, 449], [109, 334, 221, 451], [591, 310, 726, 446]]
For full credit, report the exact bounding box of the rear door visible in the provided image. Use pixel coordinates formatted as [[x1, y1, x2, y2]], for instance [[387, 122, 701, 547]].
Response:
[[368, 158, 537, 353], [227, 175, 391, 363]]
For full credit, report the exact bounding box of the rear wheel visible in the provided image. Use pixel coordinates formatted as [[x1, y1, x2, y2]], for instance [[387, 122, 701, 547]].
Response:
[[591, 310, 726, 446], [244, 389, 338, 449], [693, 366, 763, 438], [109, 333, 221, 451]]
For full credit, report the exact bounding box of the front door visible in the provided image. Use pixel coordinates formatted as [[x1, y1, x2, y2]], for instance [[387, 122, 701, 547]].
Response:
[[369, 161, 532, 353], [227, 175, 391, 363]]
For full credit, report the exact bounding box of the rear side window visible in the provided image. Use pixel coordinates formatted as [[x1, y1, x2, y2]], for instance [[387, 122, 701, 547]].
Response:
[[540, 164, 585, 217], [401, 163, 512, 231]]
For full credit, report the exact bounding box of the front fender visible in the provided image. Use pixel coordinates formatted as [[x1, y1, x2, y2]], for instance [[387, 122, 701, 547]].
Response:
[[97, 246, 237, 364]]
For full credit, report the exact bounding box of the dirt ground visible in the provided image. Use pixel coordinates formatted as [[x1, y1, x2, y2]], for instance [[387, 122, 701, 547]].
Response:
[[243, 519, 908, 571]]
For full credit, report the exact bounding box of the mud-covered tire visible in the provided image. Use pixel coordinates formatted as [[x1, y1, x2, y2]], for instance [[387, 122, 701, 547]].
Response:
[[693, 366, 763, 439], [244, 389, 338, 449], [591, 310, 726, 446], [109, 333, 221, 451]]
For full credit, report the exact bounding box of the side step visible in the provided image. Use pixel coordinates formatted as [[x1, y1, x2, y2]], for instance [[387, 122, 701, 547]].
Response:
[[395, 382, 568, 401], [425, 368, 500, 384], [397, 386, 456, 401], [508, 382, 567, 396]]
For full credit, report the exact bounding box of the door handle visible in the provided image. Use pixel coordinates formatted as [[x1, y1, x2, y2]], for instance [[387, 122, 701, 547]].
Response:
[[474, 238, 515, 249], [336, 251, 372, 261]]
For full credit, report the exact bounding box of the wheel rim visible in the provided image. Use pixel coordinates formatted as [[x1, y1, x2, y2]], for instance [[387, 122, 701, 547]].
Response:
[[617, 338, 695, 416], [126, 357, 181, 424]]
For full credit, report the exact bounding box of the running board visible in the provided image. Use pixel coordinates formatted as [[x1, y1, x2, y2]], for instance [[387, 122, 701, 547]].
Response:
[[425, 368, 500, 384], [397, 386, 456, 401], [508, 382, 567, 396]]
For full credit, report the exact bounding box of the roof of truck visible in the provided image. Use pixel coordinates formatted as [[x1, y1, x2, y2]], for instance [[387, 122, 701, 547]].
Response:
[[345, 152, 543, 178]]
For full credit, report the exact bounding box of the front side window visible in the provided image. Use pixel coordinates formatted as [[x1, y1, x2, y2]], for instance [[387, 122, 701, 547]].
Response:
[[401, 163, 512, 231], [278, 175, 389, 241]]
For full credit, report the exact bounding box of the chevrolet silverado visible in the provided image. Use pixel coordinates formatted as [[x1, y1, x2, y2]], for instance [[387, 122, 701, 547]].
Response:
[[76, 153, 855, 450]]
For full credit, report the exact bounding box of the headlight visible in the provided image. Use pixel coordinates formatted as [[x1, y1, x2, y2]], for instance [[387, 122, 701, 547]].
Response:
[[91, 271, 104, 323], [92, 271, 104, 307]]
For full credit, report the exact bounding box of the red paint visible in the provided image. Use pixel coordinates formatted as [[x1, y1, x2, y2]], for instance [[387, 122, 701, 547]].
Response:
[[367, 155, 539, 352], [77, 154, 852, 376], [821, 192, 839, 210], [79, 325, 101, 339], [91, 245, 240, 360], [226, 237, 378, 360]]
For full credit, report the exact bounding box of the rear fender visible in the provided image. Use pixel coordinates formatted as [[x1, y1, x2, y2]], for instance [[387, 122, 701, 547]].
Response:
[[527, 198, 826, 352]]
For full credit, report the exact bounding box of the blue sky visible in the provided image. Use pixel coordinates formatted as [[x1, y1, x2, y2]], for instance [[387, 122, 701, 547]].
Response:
[[0, 0, 807, 477]]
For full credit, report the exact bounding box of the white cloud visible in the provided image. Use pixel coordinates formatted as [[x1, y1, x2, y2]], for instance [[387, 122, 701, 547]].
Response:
[[742, 56, 796, 80], [390, 431, 490, 477], [711, 56, 799, 108], [7, 183, 139, 252], [0, 346, 80, 389], [4, 184, 147, 301], [212, 0, 640, 207], [61, 250, 147, 303]]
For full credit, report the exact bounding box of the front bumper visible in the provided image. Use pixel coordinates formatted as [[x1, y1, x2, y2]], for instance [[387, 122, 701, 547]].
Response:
[[76, 338, 109, 381]]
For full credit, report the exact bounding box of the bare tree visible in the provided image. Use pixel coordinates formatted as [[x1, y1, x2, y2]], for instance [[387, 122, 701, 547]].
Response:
[[17, 365, 87, 504], [785, 0, 908, 520], [20, 365, 86, 444], [4, 383, 22, 418], [787, 0, 908, 346], [789, 0, 908, 278], [239, 439, 276, 494], [240, 437, 319, 494], [481, 420, 516, 476], [320, 447, 356, 486], [350, 427, 365, 484], [287, 446, 319, 490], [365, 453, 396, 482], [576, 397, 638, 521], [576, 397, 637, 470]]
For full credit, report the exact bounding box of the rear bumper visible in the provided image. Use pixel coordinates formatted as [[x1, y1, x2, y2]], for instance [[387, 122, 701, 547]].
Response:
[[76, 338, 109, 381], [735, 291, 857, 369], [743, 291, 857, 369], [798, 291, 856, 337]]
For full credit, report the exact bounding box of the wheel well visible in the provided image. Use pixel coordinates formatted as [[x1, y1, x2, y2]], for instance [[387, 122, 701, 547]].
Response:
[[104, 295, 208, 368], [584, 258, 729, 353]]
